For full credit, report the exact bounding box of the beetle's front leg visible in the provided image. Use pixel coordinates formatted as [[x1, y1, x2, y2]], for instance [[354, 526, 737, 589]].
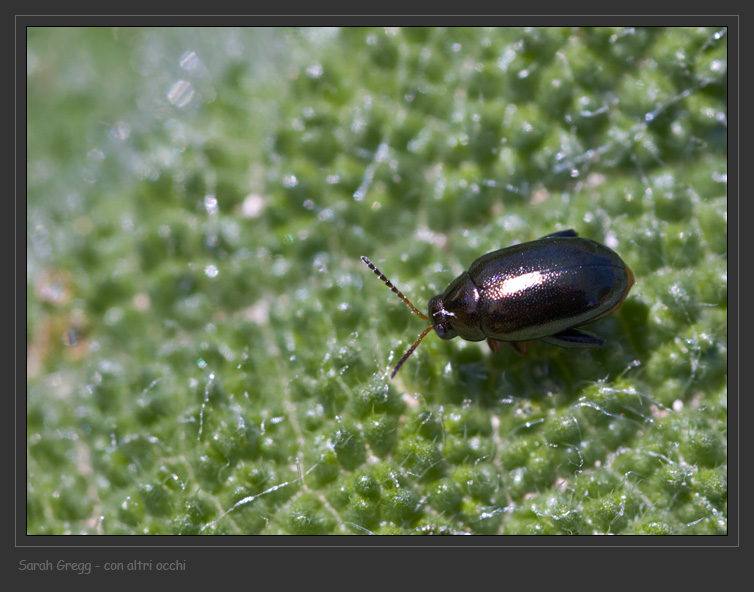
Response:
[[487, 338, 527, 355]]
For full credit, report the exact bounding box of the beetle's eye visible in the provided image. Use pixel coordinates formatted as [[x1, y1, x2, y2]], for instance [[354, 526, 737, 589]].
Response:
[[432, 319, 457, 340]]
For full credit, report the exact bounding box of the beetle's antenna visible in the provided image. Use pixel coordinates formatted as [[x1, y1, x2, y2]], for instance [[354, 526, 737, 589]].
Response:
[[391, 326, 433, 379], [361, 256, 434, 379], [360, 256, 429, 321]]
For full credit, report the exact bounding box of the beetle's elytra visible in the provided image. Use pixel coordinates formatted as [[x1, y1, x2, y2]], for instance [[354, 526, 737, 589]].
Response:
[[362, 229, 634, 379]]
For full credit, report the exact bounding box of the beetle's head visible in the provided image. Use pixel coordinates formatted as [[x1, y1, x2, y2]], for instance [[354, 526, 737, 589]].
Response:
[[427, 295, 458, 340]]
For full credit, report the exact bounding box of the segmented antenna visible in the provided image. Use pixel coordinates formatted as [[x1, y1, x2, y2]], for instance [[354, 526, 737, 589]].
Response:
[[390, 326, 433, 379], [361, 256, 433, 379], [360, 257, 429, 321]]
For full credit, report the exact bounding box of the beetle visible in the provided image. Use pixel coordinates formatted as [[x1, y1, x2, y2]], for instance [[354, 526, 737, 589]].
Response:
[[361, 229, 634, 379]]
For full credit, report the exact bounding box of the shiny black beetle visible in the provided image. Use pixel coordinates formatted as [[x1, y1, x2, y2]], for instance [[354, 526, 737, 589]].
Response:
[[362, 229, 634, 378]]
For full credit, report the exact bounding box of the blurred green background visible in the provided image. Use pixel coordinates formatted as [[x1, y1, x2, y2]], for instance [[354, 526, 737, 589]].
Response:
[[27, 27, 727, 535]]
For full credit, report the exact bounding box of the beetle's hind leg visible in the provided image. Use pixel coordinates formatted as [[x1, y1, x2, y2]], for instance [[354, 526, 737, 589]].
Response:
[[541, 329, 604, 348]]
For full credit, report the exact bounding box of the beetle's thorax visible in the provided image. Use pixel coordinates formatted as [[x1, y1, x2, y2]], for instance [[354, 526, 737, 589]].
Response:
[[427, 272, 486, 341]]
